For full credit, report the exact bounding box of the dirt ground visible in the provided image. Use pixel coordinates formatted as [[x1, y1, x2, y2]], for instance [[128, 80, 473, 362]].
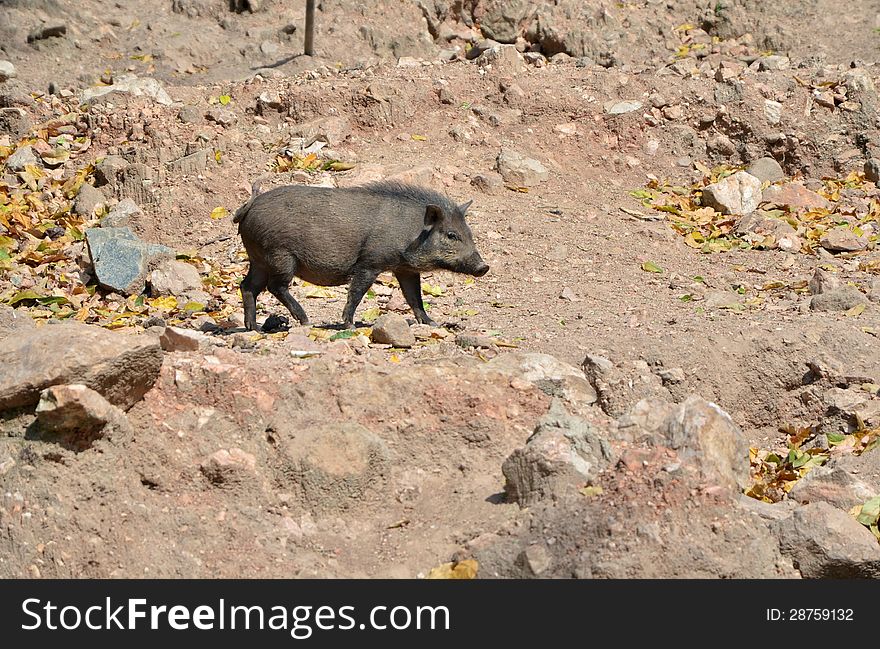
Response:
[[1, 1, 879, 578]]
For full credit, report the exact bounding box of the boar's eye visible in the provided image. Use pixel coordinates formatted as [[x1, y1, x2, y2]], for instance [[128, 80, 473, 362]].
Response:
[[445, 231, 461, 241]]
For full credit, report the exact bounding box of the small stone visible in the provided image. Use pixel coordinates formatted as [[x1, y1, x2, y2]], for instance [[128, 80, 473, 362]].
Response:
[[396, 56, 423, 67], [518, 545, 553, 576], [495, 149, 549, 187], [864, 158, 880, 183], [465, 39, 500, 60], [0, 60, 16, 82], [206, 108, 237, 127], [773, 502, 880, 578], [257, 91, 283, 111], [73, 184, 105, 217], [604, 100, 643, 115], [201, 448, 257, 486], [810, 286, 868, 312], [869, 278, 880, 304], [746, 157, 784, 183], [820, 227, 869, 252], [81, 74, 173, 106], [178, 105, 202, 123], [470, 172, 503, 194], [762, 183, 832, 211], [35, 384, 120, 433], [100, 198, 142, 228], [371, 313, 415, 348], [707, 133, 736, 156], [159, 326, 213, 352], [455, 333, 496, 349], [475, 44, 525, 75], [702, 171, 762, 215], [231, 332, 258, 350], [502, 400, 615, 505], [5, 145, 39, 171], [764, 100, 782, 125], [148, 260, 202, 296], [809, 269, 840, 295], [756, 55, 790, 71], [662, 105, 683, 120]]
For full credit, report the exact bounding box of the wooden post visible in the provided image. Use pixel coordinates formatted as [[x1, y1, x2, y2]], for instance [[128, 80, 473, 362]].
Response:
[[304, 0, 315, 56]]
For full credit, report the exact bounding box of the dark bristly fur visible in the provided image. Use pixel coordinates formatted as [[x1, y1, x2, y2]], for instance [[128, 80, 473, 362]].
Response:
[[234, 181, 489, 331]]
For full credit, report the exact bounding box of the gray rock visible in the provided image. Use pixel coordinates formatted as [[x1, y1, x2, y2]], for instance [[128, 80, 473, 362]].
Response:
[[480, 0, 528, 43], [165, 150, 208, 175], [148, 259, 202, 297], [820, 227, 869, 252], [864, 158, 880, 184], [763, 99, 783, 125], [290, 116, 352, 147], [73, 183, 105, 217], [810, 286, 868, 312], [177, 105, 202, 124], [100, 198, 142, 228], [81, 74, 173, 106], [465, 39, 501, 61], [707, 133, 736, 156], [789, 460, 878, 510], [603, 100, 643, 115], [470, 172, 504, 194], [502, 399, 615, 505], [0, 323, 163, 411], [371, 313, 416, 348], [206, 108, 237, 127], [0, 107, 31, 138], [773, 502, 880, 578], [496, 149, 549, 187], [583, 355, 670, 419], [159, 326, 214, 352], [702, 171, 762, 215], [0, 305, 35, 340], [6, 145, 38, 171], [870, 278, 880, 304], [517, 544, 553, 576], [659, 396, 751, 493], [94, 155, 130, 189], [756, 55, 790, 71], [746, 157, 784, 183], [486, 352, 597, 407], [85, 227, 174, 295], [809, 268, 840, 295], [0, 60, 16, 82], [475, 44, 526, 75]]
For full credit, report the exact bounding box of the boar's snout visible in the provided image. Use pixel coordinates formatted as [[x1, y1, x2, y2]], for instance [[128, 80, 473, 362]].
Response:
[[467, 253, 489, 277]]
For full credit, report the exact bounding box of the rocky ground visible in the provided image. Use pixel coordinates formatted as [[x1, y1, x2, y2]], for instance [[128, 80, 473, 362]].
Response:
[[1, 0, 879, 578]]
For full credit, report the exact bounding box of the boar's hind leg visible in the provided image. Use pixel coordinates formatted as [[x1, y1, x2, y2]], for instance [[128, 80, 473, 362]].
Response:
[[267, 272, 310, 326], [395, 270, 438, 326], [341, 269, 380, 329], [241, 265, 269, 331]]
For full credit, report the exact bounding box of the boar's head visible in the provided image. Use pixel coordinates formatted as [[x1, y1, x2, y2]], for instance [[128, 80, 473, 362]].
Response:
[[406, 200, 489, 277]]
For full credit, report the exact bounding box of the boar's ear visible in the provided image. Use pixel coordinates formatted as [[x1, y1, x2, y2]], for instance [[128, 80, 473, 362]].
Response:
[[458, 199, 473, 213], [424, 204, 443, 229]]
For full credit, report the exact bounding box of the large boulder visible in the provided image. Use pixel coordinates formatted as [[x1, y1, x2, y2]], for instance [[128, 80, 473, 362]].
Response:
[[86, 227, 174, 295], [0, 323, 163, 411]]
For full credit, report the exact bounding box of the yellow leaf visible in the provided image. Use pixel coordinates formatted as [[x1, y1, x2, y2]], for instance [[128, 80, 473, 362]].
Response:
[[579, 485, 604, 497], [210, 206, 229, 220], [389, 353, 400, 363], [425, 559, 478, 580], [846, 303, 866, 317], [219, 94, 231, 105], [304, 285, 335, 298], [411, 134, 427, 141], [214, 150, 223, 164], [641, 260, 664, 273], [422, 283, 444, 297], [149, 296, 178, 310]]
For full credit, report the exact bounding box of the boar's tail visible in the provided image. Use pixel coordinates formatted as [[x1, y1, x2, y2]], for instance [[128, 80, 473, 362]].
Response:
[[232, 176, 269, 224]]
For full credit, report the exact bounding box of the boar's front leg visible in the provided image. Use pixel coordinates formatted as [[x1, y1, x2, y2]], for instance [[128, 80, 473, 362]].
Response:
[[395, 269, 438, 326], [342, 268, 380, 329]]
